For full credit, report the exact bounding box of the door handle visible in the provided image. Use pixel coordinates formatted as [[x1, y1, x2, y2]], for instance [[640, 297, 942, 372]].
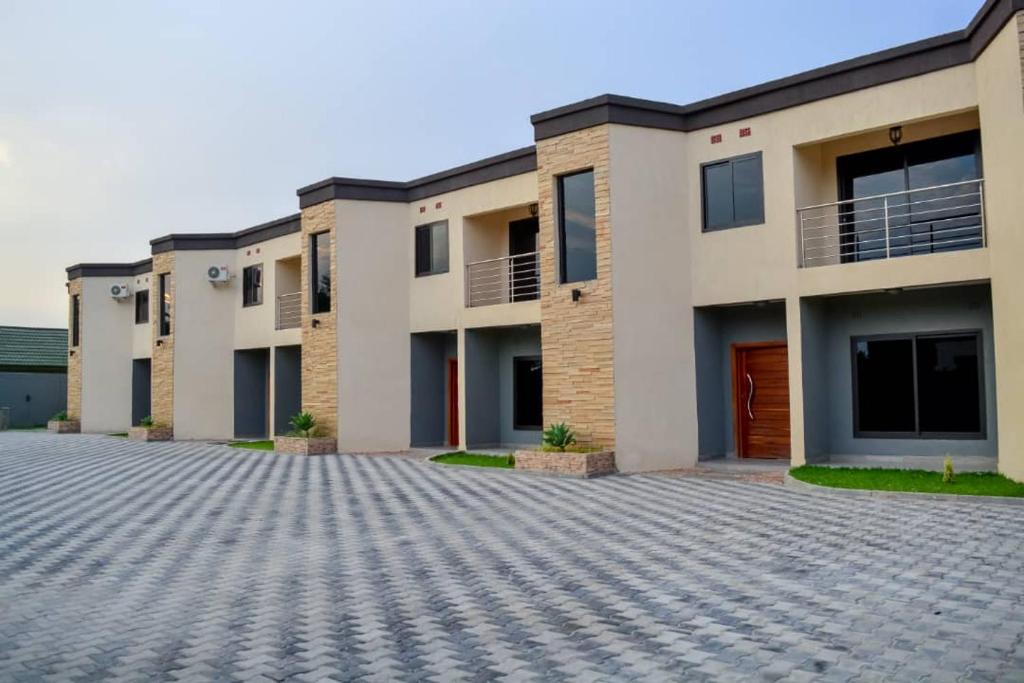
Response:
[[746, 373, 755, 421]]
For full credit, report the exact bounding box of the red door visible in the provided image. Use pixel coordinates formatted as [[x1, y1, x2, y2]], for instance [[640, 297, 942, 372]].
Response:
[[732, 342, 791, 459], [448, 359, 459, 447]]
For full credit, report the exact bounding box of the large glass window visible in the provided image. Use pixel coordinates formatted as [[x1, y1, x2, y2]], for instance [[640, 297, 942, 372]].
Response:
[[310, 232, 331, 313], [135, 290, 149, 325], [557, 170, 597, 283], [701, 152, 764, 231], [158, 274, 171, 336], [242, 264, 263, 307], [414, 220, 449, 277], [513, 356, 542, 431], [853, 332, 983, 438], [71, 295, 80, 347]]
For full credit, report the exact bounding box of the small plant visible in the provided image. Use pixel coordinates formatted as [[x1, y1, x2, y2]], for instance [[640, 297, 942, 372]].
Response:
[[139, 415, 154, 428], [943, 456, 955, 484], [52, 410, 69, 422], [289, 411, 318, 438], [542, 422, 576, 452]]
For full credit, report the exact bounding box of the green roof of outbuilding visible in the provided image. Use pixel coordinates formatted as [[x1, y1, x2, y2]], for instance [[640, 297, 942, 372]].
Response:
[[0, 326, 68, 369]]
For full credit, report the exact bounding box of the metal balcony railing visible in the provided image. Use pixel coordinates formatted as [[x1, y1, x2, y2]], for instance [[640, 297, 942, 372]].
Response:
[[466, 252, 540, 307], [276, 292, 301, 330], [798, 179, 985, 267]]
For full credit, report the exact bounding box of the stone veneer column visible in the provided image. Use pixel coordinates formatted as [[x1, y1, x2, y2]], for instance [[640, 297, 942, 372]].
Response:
[[66, 278, 83, 421], [300, 201, 338, 437], [150, 252, 175, 429], [537, 125, 615, 448], [1019, 13, 1024, 105]]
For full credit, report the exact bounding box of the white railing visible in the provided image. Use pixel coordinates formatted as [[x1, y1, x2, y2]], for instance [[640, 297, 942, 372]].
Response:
[[276, 292, 301, 330], [798, 179, 985, 267], [466, 252, 540, 307]]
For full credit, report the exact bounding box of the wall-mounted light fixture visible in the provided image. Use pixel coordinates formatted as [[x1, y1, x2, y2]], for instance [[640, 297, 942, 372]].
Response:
[[529, 203, 539, 218], [311, 318, 321, 328], [888, 126, 903, 146], [155, 339, 164, 347], [68, 349, 75, 357], [571, 288, 582, 303]]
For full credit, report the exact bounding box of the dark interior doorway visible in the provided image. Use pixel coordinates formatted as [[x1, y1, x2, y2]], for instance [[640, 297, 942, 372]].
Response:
[[131, 359, 151, 426], [234, 348, 269, 439]]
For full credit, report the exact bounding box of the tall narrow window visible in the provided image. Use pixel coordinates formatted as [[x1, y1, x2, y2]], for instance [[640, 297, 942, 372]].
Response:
[[310, 232, 331, 313], [135, 290, 149, 325], [414, 221, 449, 277], [242, 264, 263, 307], [158, 273, 171, 336], [701, 152, 765, 231], [513, 356, 543, 430], [71, 295, 80, 347], [557, 170, 597, 283]]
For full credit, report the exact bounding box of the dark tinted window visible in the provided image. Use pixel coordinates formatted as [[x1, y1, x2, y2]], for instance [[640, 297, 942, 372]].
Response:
[[916, 335, 982, 434], [702, 152, 764, 231], [513, 357, 542, 430], [854, 338, 915, 433], [71, 295, 80, 347], [158, 274, 171, 336], [135, 290, 149, 325], [414, 221, 449, 277], [557, 170, 597, 283], [242, 264, 263, 307], [311, 232, 331, 313]]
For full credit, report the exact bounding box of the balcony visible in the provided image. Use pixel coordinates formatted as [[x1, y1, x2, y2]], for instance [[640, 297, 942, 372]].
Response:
[[466, 252, 539, 308], [276, 292, 301, 330], [799, 179, 985, 268]]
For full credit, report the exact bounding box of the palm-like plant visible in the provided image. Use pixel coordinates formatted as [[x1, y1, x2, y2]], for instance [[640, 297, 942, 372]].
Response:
[[543, 422, 576, 452], [289, 411, 317, 438]]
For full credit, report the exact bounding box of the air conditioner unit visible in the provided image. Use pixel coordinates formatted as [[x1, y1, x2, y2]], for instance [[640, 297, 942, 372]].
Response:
[[207, 265, 230, 284], [110, 283, 131, 300]]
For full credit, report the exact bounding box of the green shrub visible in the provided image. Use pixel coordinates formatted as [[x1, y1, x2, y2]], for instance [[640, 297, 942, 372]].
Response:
[[542, 422, 576, 452], [943, 456, 955, 484], [52, 410, 68, 422], [288, 411, 318, 438], [139, 415, 154, 428]]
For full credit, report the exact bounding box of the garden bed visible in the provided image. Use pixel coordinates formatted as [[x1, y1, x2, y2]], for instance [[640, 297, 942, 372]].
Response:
[[273, 436, 336, 456], [229, 440, 275, 451], [430, 452, 515, 469], [514, 449, 616, 478], [47, 420, 80, 434], [788, 466, 1024, 498], [128, 426, 173, 441]]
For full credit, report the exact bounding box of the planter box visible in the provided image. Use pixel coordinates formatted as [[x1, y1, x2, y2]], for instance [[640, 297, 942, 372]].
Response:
[[514, 449, 616, 478], [128, 426, 173, 441], [47, 420, 80, 434], [273, 436, 337, 456]]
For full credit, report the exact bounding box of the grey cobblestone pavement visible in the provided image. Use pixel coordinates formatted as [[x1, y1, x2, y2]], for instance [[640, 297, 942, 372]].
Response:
[[1, 432, 1023, 682]]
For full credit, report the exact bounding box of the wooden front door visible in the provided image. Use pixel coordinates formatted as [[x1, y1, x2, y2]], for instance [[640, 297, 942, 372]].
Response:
[[448, 359, 459, 447], [732, 342, 790, 459]]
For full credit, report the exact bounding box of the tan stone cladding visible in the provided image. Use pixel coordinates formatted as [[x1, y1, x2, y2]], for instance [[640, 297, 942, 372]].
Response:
[[300, 201, 338, 438], [66, 278, 82, 421], [1019, 13, 1024, 106], [536, 125, 615, 448], [273, 436, 337, 456], [514, 449, 616, 478], [150, 252, 175, 430]]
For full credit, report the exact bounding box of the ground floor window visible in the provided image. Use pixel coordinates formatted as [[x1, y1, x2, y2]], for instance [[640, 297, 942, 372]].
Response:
[[852, 331, 983, 438], [513, 356, 542, 430]]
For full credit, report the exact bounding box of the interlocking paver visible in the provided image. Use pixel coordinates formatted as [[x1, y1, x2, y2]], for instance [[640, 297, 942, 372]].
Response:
[[2, 432, 1024, 681]]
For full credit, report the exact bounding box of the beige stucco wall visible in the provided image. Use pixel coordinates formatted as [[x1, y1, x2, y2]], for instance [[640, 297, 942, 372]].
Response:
[[233, 232, 302, 350], [608, 124, 697, 471], [171, 250, 236, 439], [79, 277, 134, 432], [335, 199, 411, 451], [131, 272, 153, 359]]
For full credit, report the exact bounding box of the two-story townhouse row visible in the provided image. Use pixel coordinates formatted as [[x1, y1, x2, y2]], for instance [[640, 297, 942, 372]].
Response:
[[65, 0, 1024, 479]]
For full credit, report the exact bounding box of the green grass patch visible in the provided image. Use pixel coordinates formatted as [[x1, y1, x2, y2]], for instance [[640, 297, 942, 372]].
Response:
[[107, 432, 128, 438], [229, 440, 276, 451], [431, 452, 515, 469], [790, 466, 1024, 497], [8, 426, 46, 432]]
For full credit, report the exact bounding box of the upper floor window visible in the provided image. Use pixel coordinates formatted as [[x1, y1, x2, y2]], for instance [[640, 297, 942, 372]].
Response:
[[310, 232, 331, 313], [701, 152, 764, 231], [158, 273, 171, 336], [414, 220, 449, 277], [70, 294, 80, 347], [242, 264, 263, 307], [135, 290, 149, 325], [557, 169, 597, 283]]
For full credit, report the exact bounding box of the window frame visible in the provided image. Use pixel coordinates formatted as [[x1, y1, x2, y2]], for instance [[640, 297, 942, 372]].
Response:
[[512, 355, 543, 431], [158, 273, 171, 337], [134, 289, 149, 325], [700, 151, 765, 232], [413, 220, 449, 278], [71, 294, 80, 347], [556, 168, 598, 284], [310, 231, 331, 314], [242, 263, 263, 308], [850, 329, 985, 440]]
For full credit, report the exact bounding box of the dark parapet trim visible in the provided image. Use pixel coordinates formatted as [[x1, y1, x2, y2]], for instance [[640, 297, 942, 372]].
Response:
[[530, 0, 1024, 140], [149, 213, 302, 254], [66, 259, 153, 281], [297, 146, 537, 208]]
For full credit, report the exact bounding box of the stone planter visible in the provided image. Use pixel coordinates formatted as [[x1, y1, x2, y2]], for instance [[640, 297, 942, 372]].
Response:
[[47, 420, 80, 434], [128, 426, 173, 441], [514, 449, 616, 478], [273, 436, 337, 456]]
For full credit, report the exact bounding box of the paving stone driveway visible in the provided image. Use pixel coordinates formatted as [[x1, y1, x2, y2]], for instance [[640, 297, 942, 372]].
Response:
[[2, 433, 1023, 682]]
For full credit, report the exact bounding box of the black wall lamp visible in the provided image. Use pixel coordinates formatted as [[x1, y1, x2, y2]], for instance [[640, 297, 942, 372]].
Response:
[[155, 339, 164, 347], [312, 318, 321, 328], [889, 125, 903, 146], [529, 203, 539, 217], [571, 288, 582, 302]]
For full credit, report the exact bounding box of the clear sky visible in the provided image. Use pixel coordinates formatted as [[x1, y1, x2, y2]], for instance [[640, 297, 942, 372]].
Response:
[[0, 0, 981, 327]]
